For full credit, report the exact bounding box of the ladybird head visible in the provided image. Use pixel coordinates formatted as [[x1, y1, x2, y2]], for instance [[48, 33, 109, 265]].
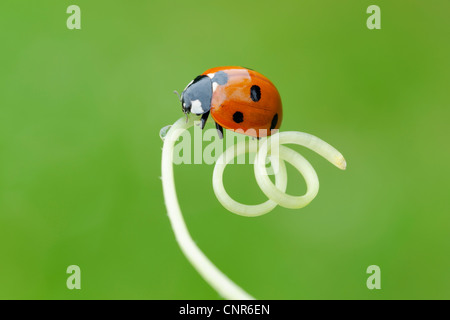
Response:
[[180, 75, 212, 116]]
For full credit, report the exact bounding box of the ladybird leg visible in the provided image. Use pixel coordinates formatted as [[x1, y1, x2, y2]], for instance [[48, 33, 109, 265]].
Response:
[[200, 111, 210, 130], [215, 122, 224, 139]]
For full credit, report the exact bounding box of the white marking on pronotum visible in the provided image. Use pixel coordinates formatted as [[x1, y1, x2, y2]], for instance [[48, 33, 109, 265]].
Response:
[[207, 73, 215, 79], [212, 82, 219, 92], [190, 99, 203, 114]]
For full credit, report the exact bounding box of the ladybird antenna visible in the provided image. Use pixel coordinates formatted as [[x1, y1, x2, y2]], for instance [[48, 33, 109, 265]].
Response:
[[173, 90, 182, 102]]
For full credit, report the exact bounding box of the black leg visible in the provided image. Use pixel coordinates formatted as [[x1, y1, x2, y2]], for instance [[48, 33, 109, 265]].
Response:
[[200, 111, 210, 130], [215, 122, 224, 139]]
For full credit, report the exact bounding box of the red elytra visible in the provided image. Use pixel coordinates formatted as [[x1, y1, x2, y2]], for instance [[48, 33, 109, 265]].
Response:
[[203, 66, 282, 138]]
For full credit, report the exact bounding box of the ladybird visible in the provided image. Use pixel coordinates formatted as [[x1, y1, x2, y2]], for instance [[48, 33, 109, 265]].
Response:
[[179, 66, 282, 138]]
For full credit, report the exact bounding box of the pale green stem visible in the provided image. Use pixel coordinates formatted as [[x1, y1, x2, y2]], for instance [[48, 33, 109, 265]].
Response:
[[161, 117, 254, 300]]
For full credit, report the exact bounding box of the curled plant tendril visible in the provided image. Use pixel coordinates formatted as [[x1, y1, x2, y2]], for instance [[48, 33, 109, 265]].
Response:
[[214, 131, 346, 216], [161, 116, 346, 300]]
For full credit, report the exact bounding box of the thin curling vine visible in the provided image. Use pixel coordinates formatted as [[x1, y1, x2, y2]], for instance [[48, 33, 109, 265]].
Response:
[[161, 66, 346, 299], [160, 116, 346, 299]]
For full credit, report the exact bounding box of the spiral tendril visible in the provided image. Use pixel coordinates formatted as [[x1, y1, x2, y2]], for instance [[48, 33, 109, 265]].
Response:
[[213, 131, 346, 217]]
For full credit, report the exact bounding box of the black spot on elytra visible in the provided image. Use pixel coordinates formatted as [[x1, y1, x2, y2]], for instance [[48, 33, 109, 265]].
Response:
[[270, 113, 278, 130], [233, 111, 244, 123], [250, 85, 261, 102]]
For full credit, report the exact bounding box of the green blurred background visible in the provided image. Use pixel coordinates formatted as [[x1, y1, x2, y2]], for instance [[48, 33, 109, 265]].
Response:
[[1, 0, 449, 299]]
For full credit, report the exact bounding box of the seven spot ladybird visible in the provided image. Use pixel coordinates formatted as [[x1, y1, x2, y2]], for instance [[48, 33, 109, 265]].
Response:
[[179, 66, 282, 138]]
